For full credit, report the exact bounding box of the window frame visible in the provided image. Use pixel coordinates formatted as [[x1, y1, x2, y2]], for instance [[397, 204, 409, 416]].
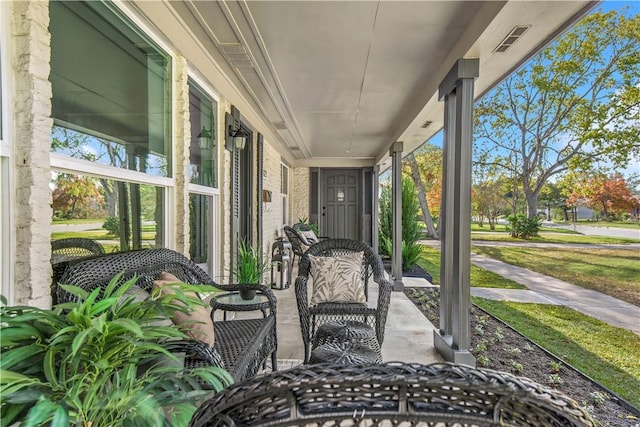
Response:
[[0, 0, 13, 303], [49, 0, 177, 251], [186, 73, 221, 278]]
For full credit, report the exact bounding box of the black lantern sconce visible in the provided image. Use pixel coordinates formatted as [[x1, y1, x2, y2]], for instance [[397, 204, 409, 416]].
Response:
[[225, 105, 250, 151]]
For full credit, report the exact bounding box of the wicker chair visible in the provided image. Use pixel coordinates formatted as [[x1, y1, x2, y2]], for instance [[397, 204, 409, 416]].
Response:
[[55, 248, 278, 382], [283, 225, 318, 266], [189, 361, 596, 427], [51, 238, 106, 293], [295, 238, 391, 363], [52, 237, 105, 259]]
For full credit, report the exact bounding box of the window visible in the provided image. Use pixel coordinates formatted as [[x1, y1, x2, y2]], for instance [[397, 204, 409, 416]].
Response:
[[281, 164, 289, 225], [49, 1, 171, 251], [50, 1, 171, 177], [187, 78, 220, 277], [51, 172, 165, 252], [188, 79, 217, 188]]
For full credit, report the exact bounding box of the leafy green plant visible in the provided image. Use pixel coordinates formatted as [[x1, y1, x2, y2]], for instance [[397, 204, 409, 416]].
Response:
[[102, 216, 120, 236], [549, 361, 563, 374], [0, 276, 232, 427], [506, 346, 522, 357], [232, 239, 271, 284], [511, 360, 524, 374], [549, 373, 564, 387], [296, 216, 319, 235], [506, 214, 541, 239], [589, 391, 610, 406], [476, 355, 490, 367]]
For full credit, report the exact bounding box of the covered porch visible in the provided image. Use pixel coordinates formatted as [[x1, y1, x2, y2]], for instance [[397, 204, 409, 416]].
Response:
[[1, 0, 596, 370]]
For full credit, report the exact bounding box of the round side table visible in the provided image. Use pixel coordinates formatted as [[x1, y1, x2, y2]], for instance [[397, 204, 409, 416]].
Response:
[[210, 292, 271, 321]]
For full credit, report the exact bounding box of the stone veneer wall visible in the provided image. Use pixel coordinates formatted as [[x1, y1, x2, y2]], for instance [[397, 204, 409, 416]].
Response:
[[173, 56, 190, 255], [219, 101, 232, 283], [11, 0, 53, 307], [261, 140, 285, 257], [291, 167, 310, 225]]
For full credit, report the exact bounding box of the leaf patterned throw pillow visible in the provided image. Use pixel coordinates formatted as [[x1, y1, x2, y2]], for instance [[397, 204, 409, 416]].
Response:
[[309, 251, 366, 305]]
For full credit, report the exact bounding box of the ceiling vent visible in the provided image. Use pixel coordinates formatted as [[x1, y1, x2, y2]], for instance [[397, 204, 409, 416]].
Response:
[[219, 43, 253, 68], [493, 25, 531, 53], [421, 120, 433, 129], [290, 146, 301, 151], [273, 121, 288, 130]]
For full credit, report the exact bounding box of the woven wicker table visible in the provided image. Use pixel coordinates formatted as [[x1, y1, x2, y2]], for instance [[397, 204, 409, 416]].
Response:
[[310, 320, 382, 364]]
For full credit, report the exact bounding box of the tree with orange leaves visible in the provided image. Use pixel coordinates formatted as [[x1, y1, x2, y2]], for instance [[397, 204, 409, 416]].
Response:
[[567, 174, 638, 220]]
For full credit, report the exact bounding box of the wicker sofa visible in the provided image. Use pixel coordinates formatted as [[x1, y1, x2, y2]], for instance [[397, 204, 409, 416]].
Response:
[[55, 248, 277, 382], [188, 362, 596, 426]]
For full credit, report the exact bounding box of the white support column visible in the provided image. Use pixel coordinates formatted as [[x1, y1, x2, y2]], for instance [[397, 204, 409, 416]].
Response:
[[433, 58, 478, 366], [390, 142, 403, 291]]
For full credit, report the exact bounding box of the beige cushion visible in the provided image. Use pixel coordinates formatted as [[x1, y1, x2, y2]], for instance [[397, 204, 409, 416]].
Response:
[[152, 271, 215, 347], [300, 230, 318, 244], [309, 251, 366, 305]]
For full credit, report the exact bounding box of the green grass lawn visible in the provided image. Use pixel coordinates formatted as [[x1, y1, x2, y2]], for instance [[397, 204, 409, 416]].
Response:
[[417, 246, 525, 289], [473, 298, 640, 408], [52, 218, 105, 225], [472, 246, 640, 306], [470, 232, 640, 244], [556, 220, 640, 230], [471, 223, 578, 234]]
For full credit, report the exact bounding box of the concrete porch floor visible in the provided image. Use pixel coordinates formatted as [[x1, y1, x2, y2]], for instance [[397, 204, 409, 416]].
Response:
[[271, 275, 443, 367]]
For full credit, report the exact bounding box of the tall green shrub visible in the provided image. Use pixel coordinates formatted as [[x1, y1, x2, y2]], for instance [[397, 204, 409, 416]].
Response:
[[379, 176, 422, 270]]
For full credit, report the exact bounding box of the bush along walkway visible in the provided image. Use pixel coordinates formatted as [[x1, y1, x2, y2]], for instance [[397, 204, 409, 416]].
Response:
[[469, 254, 640, 336]]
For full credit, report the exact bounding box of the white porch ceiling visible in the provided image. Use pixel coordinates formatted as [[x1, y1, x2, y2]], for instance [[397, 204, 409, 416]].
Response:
[[167, 0, 596, 168]]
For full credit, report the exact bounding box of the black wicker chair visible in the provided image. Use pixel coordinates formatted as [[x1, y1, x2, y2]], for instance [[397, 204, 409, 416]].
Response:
[[283, 225, 317, 266], [55, 248, 278, 382], [295, 238, 391, 363], [189, 362, 596, 427], [51, 238, 106, 293]]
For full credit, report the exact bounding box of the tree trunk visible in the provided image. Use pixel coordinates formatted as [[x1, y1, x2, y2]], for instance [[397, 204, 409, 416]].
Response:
[[408, 154, 439, 239], [525, 190, 539, 219]]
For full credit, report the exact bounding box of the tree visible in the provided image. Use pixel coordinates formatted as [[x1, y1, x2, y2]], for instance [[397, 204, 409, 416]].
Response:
[[473, 178, 508, 229], [474, 9, 640, 219], [538, 183, 566, 221], [567, 173, 639, 220], [378, 176, 422, 270], [404, 144, 442, 238], [52, 173, 104, 219]]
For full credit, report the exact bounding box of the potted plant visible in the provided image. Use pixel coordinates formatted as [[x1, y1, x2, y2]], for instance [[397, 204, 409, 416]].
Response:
[[0, 275, 232, 427], [232, 239, 271, 300]]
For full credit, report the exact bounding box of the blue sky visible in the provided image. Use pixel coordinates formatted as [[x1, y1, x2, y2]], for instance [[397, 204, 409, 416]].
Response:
[[425, 0, 639, 180]]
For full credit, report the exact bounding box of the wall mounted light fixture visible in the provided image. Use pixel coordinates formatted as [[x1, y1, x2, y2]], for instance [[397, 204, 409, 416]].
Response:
[[225, 105, 249, 151]]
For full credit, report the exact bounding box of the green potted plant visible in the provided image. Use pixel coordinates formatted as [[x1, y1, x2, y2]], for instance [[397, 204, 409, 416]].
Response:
[[0, 275, 232, 427], [232, 239, 271, 300]]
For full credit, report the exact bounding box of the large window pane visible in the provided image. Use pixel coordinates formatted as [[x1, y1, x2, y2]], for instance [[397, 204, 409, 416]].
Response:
[[51, 172, 165, 253], [189, 80, 217, 188], [49, 1, 171, 177]]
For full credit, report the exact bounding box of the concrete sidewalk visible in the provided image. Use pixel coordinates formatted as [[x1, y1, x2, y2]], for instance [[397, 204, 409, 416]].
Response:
[[470, 254, 640, 336]]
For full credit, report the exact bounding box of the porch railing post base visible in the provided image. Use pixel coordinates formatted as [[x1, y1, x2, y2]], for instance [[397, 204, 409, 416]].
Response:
[[433, 329, 476, 367]]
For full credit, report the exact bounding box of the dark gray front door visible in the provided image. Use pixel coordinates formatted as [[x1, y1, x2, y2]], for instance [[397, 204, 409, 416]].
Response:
[[322, 170, 359, 239]]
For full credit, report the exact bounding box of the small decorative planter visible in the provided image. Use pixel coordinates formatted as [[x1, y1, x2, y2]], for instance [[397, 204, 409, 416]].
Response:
[[239, 288, 257, 300]]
